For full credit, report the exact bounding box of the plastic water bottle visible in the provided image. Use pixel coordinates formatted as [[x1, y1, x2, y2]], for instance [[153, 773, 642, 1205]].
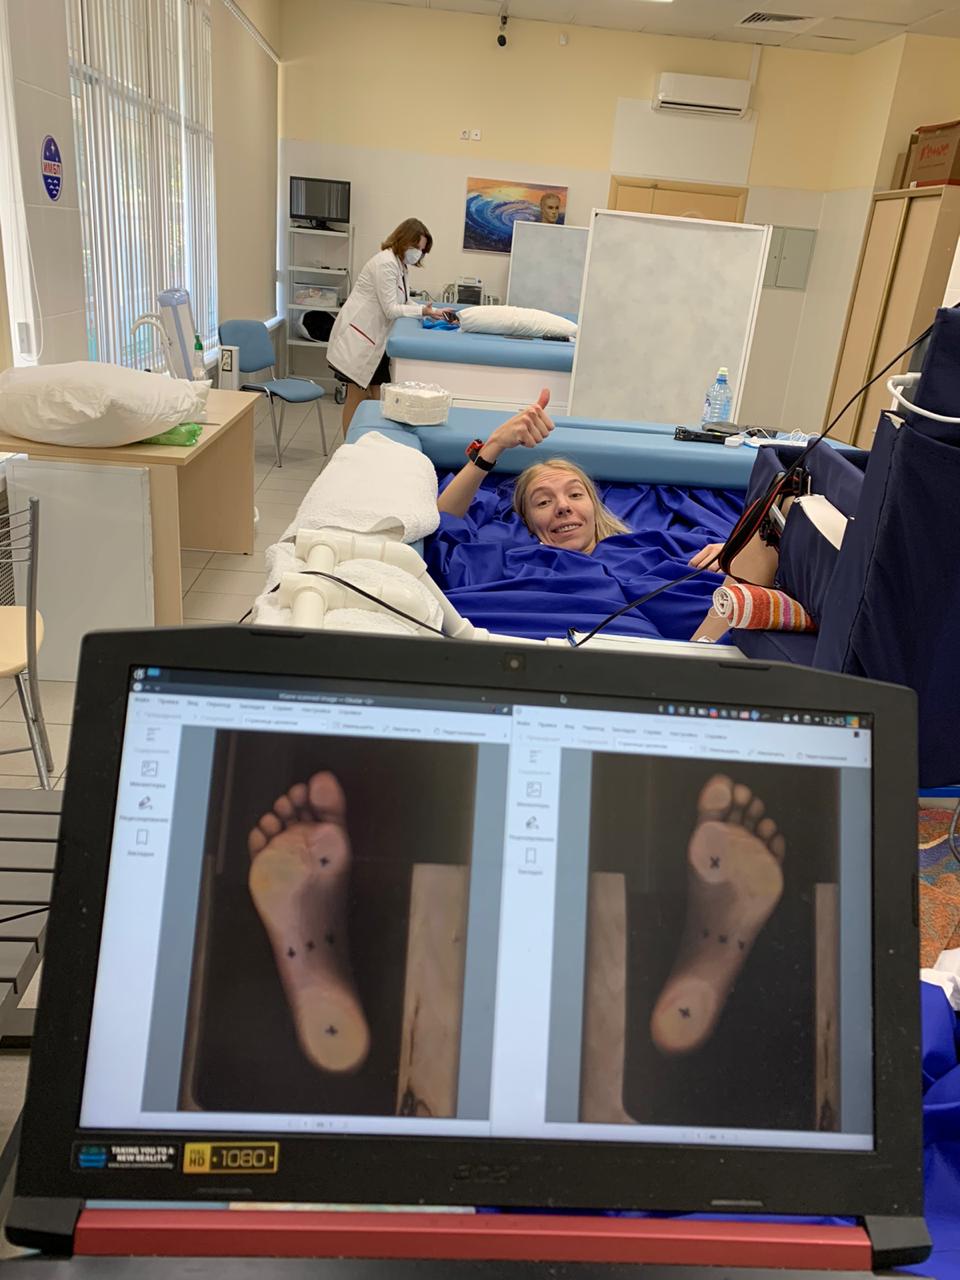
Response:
[[702, 367, 733, 425], [192, 333, 205, 381]]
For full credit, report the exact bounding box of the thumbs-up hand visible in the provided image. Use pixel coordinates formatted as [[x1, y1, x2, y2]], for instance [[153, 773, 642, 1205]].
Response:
[[487, 388, 555, 454]]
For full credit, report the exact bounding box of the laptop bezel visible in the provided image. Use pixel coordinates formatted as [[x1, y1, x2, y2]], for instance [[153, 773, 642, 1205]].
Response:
[[14, 627, 922, 1220]]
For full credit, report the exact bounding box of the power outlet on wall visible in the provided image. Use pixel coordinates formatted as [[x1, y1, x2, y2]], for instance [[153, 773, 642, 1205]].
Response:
[[459, 128, 470, 140], [471, 128, 482, 141]]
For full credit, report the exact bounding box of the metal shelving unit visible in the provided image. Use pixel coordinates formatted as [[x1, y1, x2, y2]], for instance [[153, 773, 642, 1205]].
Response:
[[286, 224, 354, 400]]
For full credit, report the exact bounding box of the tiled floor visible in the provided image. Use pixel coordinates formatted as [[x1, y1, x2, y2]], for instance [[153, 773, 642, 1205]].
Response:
[[179, 395, 340, 623]]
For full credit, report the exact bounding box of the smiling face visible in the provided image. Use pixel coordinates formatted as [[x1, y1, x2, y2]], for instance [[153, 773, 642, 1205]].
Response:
[[523, 466, 598, 553]]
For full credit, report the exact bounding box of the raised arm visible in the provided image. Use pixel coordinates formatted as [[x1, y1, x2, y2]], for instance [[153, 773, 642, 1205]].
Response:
[[437, 389, 554, 519]]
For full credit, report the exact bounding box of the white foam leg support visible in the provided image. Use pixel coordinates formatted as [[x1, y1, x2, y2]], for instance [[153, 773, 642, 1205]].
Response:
[[293, 529, 487, 640]]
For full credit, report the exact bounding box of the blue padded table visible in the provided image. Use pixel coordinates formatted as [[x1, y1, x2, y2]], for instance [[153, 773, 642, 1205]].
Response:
[[387, 318, 576, 372], [387, 317, 575, 413], [348, 402, 757, 490]]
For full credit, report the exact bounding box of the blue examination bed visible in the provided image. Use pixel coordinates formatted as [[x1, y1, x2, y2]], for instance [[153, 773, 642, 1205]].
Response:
[[348, 402, 759, 486], [387, 316, 576, 373]]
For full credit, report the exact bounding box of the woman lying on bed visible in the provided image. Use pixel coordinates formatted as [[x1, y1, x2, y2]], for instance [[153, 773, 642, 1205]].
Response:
[[436, 389, 628, 554]]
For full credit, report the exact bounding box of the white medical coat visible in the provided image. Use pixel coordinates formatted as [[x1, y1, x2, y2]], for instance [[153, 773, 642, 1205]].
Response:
[[327, 248, 423, 388]]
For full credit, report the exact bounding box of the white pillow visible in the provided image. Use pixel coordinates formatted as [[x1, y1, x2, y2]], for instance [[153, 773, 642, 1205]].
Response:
[[458, 305, 577, 340], [0, 362, 209, 447]]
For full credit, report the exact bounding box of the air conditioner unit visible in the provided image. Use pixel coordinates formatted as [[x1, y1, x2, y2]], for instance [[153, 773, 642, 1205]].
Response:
[[652, 73, 751, 119]]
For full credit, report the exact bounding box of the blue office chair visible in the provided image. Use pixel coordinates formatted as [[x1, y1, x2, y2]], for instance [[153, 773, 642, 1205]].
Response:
[[218, 319, 327, 467]]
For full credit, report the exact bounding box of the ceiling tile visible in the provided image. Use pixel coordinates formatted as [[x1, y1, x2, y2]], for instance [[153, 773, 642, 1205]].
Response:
[[719, 27, 796, 45], [507, 0, 577, 22], [427, 0, 501, 10], [908, 6, 960, 35], [780, 0, 942, 17]]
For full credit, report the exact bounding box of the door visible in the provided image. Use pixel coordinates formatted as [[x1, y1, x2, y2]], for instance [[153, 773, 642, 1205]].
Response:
[[650, 186, 744, 223], [608, 177, 746, 223]]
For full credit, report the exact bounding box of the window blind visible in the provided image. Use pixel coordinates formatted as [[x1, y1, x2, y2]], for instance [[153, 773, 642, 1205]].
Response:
[[66, 0, 217, 370]]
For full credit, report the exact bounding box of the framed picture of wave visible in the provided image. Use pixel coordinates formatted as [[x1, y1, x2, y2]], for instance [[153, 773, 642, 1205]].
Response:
[[463, 177, 568, 253]]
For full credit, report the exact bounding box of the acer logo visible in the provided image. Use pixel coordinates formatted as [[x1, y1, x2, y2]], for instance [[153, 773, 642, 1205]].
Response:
[[452, 1162, 520, 1184]]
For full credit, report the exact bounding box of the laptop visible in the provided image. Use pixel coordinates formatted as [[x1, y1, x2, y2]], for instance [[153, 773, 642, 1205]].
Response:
[[6, 627, 930, 1273]]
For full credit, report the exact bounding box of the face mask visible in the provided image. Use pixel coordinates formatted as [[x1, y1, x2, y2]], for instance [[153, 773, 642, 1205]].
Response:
[[404, 248, 423, 266]]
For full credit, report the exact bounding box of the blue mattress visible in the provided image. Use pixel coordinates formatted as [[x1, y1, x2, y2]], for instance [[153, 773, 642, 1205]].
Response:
[[386, 316, 575, 372], [348, 403, 758, 489]]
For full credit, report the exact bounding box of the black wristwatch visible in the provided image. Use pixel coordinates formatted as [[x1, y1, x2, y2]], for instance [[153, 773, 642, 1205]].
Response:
[[466, 439, 496, 472]]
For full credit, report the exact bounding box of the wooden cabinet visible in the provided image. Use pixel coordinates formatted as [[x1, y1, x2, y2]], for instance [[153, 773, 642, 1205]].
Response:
[[825, 185, 960, 447], [607, 177, 746, 223]]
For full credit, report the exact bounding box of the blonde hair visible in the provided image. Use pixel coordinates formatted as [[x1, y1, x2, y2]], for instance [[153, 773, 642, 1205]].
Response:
[[512, 459, 629, 545]]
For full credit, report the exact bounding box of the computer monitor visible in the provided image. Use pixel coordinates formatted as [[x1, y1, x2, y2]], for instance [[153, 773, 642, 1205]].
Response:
[[9, 629, 924, 1255], [290, 176, 350, 229]]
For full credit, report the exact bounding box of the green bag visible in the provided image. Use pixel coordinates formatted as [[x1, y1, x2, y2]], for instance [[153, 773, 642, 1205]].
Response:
[[142, 422, 203, 447]]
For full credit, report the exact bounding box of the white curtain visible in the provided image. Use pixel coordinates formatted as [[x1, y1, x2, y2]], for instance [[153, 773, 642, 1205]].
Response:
[[66, 0, 217, 370]]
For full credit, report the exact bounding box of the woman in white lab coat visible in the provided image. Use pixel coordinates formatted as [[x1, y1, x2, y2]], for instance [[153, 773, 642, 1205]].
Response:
[[328, 218, 452, 433]]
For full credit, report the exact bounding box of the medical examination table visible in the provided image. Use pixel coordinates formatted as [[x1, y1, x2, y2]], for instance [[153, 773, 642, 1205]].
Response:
[[386, 318, 576, 413], [348, 403, 759, 490]]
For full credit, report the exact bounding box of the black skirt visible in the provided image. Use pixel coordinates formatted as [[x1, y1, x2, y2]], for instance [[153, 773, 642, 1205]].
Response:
[[328, 351, 391, 390]]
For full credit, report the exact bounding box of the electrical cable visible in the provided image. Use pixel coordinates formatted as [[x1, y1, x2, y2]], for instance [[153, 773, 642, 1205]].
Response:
[[238, 570, 449, 637], [569, 314, 951, 648]]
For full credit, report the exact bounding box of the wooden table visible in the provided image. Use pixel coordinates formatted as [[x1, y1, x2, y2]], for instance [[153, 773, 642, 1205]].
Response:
[[0, 389, 258, 626]]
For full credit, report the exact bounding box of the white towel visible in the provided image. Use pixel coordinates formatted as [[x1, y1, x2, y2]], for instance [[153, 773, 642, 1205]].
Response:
[[280, 432, 439, 544]]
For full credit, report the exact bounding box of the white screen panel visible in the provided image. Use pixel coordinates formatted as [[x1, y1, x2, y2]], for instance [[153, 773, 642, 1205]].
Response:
[[569, 211, 770, 425], [506, 222, 589, 316]]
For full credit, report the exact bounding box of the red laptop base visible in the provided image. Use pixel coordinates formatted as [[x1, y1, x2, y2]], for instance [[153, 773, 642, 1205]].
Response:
[[73, 1209, 874, 1269]]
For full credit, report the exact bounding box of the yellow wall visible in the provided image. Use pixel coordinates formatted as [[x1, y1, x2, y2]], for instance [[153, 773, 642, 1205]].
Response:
[[827, 37, 904, 190], [213, 0, 281, 322], [880, 34, 960, 188], [279, 0, 960, 195], [281, 1, 758, 169], [236, 0, 281, 50]]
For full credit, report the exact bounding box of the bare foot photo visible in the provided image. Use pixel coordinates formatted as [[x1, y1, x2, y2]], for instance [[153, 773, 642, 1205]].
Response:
[[649, 774, 785, 1055], [248, 771, 370, 1074]]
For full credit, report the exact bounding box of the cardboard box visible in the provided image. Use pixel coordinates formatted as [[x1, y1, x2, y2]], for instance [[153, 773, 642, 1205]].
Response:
[[904, 120, 960, 187]]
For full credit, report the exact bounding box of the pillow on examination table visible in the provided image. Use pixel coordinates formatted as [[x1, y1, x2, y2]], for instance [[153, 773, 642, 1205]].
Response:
[[457, 305, 577, 341], [0, 362, 209, 448]]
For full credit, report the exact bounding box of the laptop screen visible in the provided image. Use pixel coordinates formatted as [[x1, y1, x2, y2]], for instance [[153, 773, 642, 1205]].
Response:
[[78, 666, 874, 1156]]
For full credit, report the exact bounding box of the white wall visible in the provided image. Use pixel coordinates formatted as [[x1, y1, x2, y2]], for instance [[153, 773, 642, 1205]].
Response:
[[4, 0, 86, 363], [781, 188, 873, 432], [739, 186, 824, 428], [281, 139, 610, 306]]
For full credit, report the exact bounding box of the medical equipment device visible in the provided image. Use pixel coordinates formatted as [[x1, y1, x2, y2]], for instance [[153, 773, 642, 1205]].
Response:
[[276, 531, 507, 640], [131, 288, 198, 379], [455, 277, 483, 305]]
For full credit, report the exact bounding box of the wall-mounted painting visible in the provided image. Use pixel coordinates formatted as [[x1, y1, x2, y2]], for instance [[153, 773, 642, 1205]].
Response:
[[463, 177, 568, 254]]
